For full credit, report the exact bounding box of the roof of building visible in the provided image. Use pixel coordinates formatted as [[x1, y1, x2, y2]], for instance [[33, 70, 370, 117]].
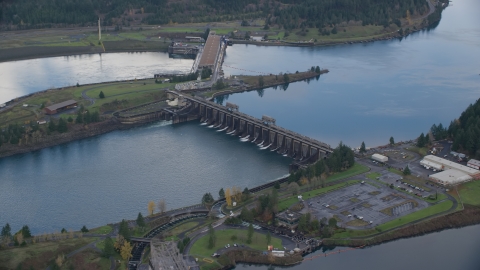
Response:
[[468, 159, 480, 166], [423, 155, 480, 175], [198, 35, 221, 67], [429, 169, 472, 185], [420, 160, 443, 170], [372, 153, 388, 160], [45, 100, 77, 111]]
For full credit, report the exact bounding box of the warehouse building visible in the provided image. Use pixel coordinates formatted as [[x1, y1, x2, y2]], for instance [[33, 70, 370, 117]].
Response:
[[467, 159, 480, 170], [44, 100, 77, 115], [429, 169, 472, 186], [371, 153, 388, 163], [421, 155, 480, 178]]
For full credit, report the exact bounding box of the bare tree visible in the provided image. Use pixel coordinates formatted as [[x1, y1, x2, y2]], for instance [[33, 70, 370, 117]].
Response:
[[158, 199, 166, 214]]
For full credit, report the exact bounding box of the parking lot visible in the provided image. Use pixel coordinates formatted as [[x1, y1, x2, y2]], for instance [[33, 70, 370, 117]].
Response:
[[304, 182, 429, 229]]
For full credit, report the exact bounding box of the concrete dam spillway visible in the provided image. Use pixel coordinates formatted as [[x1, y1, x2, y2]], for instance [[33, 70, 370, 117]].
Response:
[[114, 90, 333, 168]]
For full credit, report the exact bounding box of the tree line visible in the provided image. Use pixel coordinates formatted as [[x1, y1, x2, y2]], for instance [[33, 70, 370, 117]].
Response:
[[1, 0, 434, 30], [446, 98, 480, 158]]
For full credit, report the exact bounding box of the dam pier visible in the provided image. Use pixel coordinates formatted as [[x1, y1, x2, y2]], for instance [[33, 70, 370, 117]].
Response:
[[114, 90, 333, 167]]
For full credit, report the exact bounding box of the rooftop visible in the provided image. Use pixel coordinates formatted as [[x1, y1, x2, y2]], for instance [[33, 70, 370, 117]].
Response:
[[429, 169, 472, 185], [468, 159, 480, 166], [45, 100, 77, 111], [423, 155, 480, 175]]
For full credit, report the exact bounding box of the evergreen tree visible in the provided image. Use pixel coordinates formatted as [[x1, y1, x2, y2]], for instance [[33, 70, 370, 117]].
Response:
[[80, 225, 89, 233], [99, 91, 105, 99], [119, 219, 130, 240], [76, 111, 83, 124], [103, 237, 115, 258], [417, 133, 426, 147], [315, 66, 321, 73], [389, 136, 395, 145], [21, 225, 31, 238], [136, 212, 145, 228], [57, 118, 68, 133], [360, 141, 366, 153], [48, 120, 56, 132], [403, 165, 411, 175], [207, 224, 215, 249], [218, 188, 225, 199], [1, 223, 11, 238], [202, 193, 214, 205], [247, 223, 254, 244]]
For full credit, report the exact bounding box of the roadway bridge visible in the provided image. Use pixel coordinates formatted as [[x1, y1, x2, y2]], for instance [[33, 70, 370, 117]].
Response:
[[167, 91, 333, 164]]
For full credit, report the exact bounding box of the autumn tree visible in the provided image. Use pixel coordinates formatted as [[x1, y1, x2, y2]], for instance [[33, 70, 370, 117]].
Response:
[[120, 241, 133, 260], [148, 201, 156, 216], [158, 199, 166, 214], [225, 188, 232, 206]]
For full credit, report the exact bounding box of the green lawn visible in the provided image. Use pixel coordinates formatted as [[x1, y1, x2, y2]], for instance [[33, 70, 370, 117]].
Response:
[[458, 180, 480, 206], [189, 229, 282, 258], [406, 146, 429, 156], [326, 163, 369, 183], [166, 221, 200, 237], [90, 225, 113, 234], [278, 180, 360, 212], [366, 172, 381, 180]]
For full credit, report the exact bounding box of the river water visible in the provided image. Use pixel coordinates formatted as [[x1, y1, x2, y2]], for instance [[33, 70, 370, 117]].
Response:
[[237, 224, 480, 270], [0, 0, 478, 261]]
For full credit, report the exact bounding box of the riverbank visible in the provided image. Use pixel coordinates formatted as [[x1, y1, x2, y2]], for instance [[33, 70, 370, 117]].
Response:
[[0, 118, 127, 159], [323, 204, 480, 247], [0, 40, 170, 62]]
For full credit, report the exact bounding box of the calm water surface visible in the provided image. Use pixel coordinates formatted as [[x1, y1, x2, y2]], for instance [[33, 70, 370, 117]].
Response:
[[221, 0, 480, 147], [236, 224, 480, 270], [0, 121, 289, 233], [0, 52, 193, 103], [0, 0, 478, 248]]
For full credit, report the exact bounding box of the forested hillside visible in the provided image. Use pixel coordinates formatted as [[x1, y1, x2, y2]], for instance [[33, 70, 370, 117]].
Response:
[[447, 99, 480, 158], [0, 0, 432, 30]]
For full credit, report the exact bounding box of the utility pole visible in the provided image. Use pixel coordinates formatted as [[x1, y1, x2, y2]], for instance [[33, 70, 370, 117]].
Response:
[[98, 18, 102, 41]]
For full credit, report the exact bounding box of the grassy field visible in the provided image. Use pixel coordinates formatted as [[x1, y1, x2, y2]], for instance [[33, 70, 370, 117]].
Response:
[[165, 221, 200, 237], [189, 229, 282, 259], [457, 180, 480, 206], [0, 237, 95, 269], [278, 180, 360, 212], [326, 163, 369, 183], [366, 172, 381, 180], [89, 225, 113, 235], [0, 78, 174, 127]]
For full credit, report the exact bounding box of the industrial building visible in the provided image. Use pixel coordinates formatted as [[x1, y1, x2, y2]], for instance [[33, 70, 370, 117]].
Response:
[[420, 159, 443, 171], [371, 153, 388, 163], [467, 159, 480, 170], [429, 169, 472, 186], [150, 240, 191, 270], [421, 155, 480, 179], [44, 100, 77, 115], [277, 210, 302, 229]]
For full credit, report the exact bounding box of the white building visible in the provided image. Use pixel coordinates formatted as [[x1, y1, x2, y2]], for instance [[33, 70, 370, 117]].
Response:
[[250, 36, 263, 42], [422, 155, 480, 179], [467, 159, 480, 170], [371, 153, 388, 163], [429, 169, 472, 186], [420, 159, 443, 170]]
